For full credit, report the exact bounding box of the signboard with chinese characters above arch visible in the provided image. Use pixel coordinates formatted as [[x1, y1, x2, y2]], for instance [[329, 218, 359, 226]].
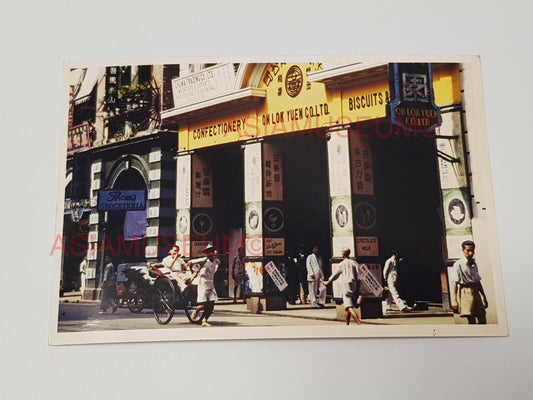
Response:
[[256, 63, 342, 137]]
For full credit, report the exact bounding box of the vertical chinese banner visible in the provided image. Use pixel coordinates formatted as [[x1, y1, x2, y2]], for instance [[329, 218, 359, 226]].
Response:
[[191, 155, 213, 208], [176, 154, 191, 256], [327, 128, 354, 257], [244, 142, 263, 257], [350, 136, 374, 196], [350, 134, 379, 258], [262, 142, 285, 258], [263, 142, 283, 201], [191, 155, 214, 255]]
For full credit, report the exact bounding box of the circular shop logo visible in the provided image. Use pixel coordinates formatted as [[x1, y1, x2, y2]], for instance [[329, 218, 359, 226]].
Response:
[[178, 215, 189, 234], [285, 65, 303, 97], [264, 207, 284, 233], [192, 213, 213, 235], [335, 204, 350, 228], [354, 202, 376, 230], [248, 209, 260, 231], [448, 198, 466, 225]]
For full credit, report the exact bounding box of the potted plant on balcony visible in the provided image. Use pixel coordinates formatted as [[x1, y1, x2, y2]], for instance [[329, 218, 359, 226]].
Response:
[[118, 82, 152, 111]]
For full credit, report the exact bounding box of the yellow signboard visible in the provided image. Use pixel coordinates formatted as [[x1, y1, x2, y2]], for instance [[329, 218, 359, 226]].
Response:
[[186, 109, 258, 150], [342, 80, 390, 123], [432, 64, 461, 106], [178, 63, 459, 151], [255, 63, 341, 137]]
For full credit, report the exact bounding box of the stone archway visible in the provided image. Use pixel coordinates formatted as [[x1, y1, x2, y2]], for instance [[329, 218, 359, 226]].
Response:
[[105, 155, 149, 263]]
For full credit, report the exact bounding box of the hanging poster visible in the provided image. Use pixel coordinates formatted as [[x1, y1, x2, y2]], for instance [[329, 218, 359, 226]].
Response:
[[263, 142, 283, 201], [191, 155, 213, 208]]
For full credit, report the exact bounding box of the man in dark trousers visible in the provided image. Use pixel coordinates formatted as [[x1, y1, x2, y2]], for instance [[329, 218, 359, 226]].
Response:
[[296, 245, 308, 304]]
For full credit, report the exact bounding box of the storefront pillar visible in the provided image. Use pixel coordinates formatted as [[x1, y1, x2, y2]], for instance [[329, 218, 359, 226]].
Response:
[[83, 159, 102, 300], [242, 140, 288, 311], [175, 152, 192, 256], [327, 126, 383, 319], [146, 146, 177, 260]]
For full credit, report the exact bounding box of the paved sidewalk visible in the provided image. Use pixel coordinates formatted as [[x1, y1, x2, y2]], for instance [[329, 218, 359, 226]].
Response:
[[214, 300, 454, 325], [58, 292, 454, 325]]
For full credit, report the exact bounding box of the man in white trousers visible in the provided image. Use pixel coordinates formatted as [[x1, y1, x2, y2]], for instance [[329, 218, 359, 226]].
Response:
[[306, 245, 326, 308], [382, 250, 412, 313]]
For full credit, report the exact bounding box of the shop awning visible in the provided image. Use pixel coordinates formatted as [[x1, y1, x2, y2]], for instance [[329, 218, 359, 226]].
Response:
[[74, 68, 99, 105], [161, 87, 266, 122], [69, 68, 84, 87], [308, 62, 388, 86]]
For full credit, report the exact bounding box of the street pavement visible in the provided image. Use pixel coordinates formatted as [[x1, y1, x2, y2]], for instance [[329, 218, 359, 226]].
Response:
[[57, 292, 455, 332]]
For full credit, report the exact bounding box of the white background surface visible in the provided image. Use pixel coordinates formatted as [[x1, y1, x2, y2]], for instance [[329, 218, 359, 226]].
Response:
[[2, 1, 532, 398]]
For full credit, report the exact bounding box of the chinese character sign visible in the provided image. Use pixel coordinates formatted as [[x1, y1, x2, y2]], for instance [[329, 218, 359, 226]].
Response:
[[264, 261, 288, 291], [350, 136, 374, 195], [263, 143, 283, 201], [191, 155, 213, 208], [359, 263, 383, 297]]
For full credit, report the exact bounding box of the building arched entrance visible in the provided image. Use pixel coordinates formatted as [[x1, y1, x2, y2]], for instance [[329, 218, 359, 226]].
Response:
[[105, 161, 148, 263]]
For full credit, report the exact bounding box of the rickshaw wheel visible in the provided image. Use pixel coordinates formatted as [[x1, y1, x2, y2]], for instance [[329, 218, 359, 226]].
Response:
[[127, 293, 144, 313], [153, 278, 175, 325], [184, 289, 205, 324]]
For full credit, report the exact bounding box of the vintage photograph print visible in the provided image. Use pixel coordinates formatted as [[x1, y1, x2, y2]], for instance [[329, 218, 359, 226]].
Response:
[[50, 56, 507, 344]]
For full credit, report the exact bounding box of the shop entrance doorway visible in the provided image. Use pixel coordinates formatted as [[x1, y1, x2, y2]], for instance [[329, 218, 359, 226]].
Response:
[[372, 133, 444, 303], [202, 143, 244, 297], [106, 168, 147, 263], [278, 134, 331, 274]]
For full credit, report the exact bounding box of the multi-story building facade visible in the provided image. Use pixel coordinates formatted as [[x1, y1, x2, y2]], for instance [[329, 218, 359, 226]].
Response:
[[62, 60, 498, 324], [64, 64, 184, 298]]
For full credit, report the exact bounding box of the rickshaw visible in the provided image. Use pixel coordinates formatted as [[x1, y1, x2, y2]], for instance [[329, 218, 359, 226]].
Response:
[[120, 261, 207, 325]]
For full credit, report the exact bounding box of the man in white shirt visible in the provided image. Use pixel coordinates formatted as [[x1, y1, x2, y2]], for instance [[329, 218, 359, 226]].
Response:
[[191, 246, 220, 327], [160, 244, 191, 291], [306, 245, 326, 308], [452, 240, 488, 324], [79, 256, 87, 291], [382, 250, 412, 313], [324, 248, 362, 325]]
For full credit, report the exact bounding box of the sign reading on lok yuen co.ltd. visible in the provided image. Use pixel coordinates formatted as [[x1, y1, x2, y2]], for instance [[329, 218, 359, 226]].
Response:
[[388, 63, 442, 134], [97, 189, 147, 211]]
